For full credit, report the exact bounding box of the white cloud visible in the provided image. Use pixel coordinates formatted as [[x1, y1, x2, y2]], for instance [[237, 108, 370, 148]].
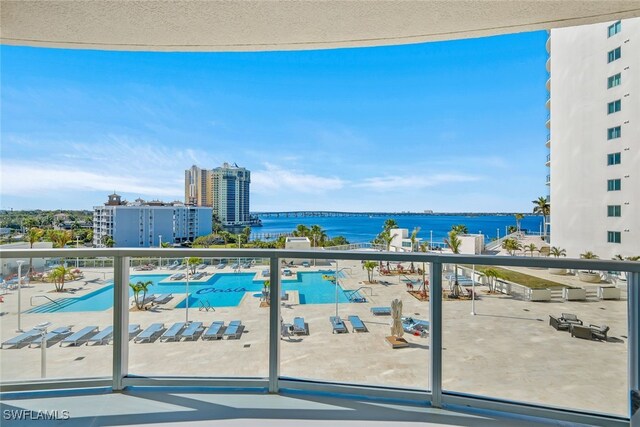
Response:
[[252, 163, 345, 194], [353, 174, 482, 191], [0, 136, 221, 200]]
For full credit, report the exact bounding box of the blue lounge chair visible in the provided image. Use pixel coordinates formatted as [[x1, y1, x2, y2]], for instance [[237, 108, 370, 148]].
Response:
[[370, 306, 391, 316], [202, 321, 225, 340], [330, 316, 348, 334], [160, 322, 187, 342], [60, 326, 99, 347], [1, 329, 42, 349], [224, 320, 243, 339], [348, 315, 368, 332], [302, 261, 310, 268], [30, 327, 73, 348], [134, 323, 165, 343], [292, 317, 307, 335], [180, 322, 203, 341], [87, 326, 114, 345]]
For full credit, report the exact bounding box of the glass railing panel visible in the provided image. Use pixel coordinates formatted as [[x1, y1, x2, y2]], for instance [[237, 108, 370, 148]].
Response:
[[128, 256, 269, 378], [1, 256, 114, 382], [279, 256, 430, 390], [442, 262, 628, 417]]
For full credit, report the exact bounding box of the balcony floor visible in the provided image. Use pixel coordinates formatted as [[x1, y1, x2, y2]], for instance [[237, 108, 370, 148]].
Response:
[[0, 389, 573, 426]]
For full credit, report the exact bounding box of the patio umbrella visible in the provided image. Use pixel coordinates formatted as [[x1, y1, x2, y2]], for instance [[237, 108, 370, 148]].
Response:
[[390, 299, 404, 338]]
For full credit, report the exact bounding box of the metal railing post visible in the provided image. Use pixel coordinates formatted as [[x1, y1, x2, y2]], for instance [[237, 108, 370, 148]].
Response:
[[113, 255, 130, 391], [629, 272, 639, 426], [429, 261, 443, 408], [268, 255, 281, 393]]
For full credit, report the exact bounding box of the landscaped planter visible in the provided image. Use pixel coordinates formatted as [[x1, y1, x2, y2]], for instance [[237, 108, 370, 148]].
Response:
[[597, 286, 621, 300], [549, 268, 568, 275], [562, 287, 586, 300], [578, 271, 601, 283], [527, 288, 551, 301]]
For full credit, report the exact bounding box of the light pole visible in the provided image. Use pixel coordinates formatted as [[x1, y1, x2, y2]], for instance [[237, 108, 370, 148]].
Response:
[[34, 322, 51, 377], [184, 257, 190, 323], [75, 235, 80, 268], [333, 261, 352, 318], [16, 260, 25, 332], [430, 230, 433, 251], [497, 228, 500, 240], [158, 235, 162, 268], [470, 265, 476, 316]]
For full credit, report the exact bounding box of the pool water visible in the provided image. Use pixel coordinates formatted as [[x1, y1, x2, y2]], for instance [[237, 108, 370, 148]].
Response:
[[28, 272, 360, 313]]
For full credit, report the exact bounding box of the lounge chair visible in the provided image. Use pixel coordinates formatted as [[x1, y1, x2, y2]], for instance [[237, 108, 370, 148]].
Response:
[[216, 263, 227, 270], [180, 322, 204, 341], [202, 321, 225, 340], [87, 326, 114, 345], [262, 269, 269, 277], [1, 329, 42, 349], [197, 264, 207, 270], [549, 313, 583, 331], [29, 327, 73, 347], [571, 325, 595, 340], [60, 326, 99, 347], [134, 323, 165, 343], [160, 322, 187, 342], [590, 324, 610, 341], [302, 261, 310, 268], [153, 293, 173, 304], [292, 317, 307, 335], [402, 317, 429, 337], [370, 306, 391, 316], [348, 315, 368, 332], [330, 316, 348, 334], [224, 320, 243, 339]]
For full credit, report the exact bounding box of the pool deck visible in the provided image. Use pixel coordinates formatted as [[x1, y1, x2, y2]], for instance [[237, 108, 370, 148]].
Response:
[[0, 260, 629, 418]]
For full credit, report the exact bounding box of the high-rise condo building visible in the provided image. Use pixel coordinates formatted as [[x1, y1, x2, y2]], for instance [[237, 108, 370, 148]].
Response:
[[185, 165, 213, 207], [212, 162, 251, 227], [548, 18, 639, 259], [93, 193, 213, 247]]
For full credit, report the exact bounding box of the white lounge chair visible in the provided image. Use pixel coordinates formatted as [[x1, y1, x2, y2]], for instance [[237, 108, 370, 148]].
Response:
[[202, 321, 225, 340], [60, 326, 99, 347], [160, 322, 187, 342], [134, 323, 165, 343], [223, 320, 243, 339], [180, 322, 203, 341], [30, 327, 73, 348], [2, 329, 42, 349]]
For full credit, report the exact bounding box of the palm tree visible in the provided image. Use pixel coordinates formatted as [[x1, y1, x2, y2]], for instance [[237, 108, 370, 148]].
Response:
[[481, 268, 501, 293], [129, 280, 153, 309], [292, 224, 310, 237], [383, 218, 398, 232], [501, 238, 522, 256], [26, 227, 44, 278], [450, 224, 468, 234], [49, 265, 72, 292], [524, 243, 538, 257], [362, 261, 377, 283], [409, 227, 420, 271], [580, 251, 599, 274], [419, 242, 429, 298], [309, 225, 327, 247], [514, 213, 524, 233], [101, 235, 115, 248], [532, 196, 550, 240], [183, 257, 203, 274], [444, 230, 462, 298], [550, 247, 566, 258], [379, 229, 397, 251]]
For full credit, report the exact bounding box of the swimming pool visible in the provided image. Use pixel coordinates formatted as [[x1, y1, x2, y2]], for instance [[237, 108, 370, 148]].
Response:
[[28, 271, 360, 313]]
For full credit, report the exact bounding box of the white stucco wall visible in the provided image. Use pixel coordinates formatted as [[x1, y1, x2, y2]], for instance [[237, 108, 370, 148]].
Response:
[[550, 18, 639, 259]]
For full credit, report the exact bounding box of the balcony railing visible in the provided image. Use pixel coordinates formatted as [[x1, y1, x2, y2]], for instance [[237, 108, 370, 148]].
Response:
[[0, 247, 637, 427]]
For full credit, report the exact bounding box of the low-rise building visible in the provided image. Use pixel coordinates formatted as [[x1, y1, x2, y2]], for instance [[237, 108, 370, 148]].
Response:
[[93, 193, 212, 248], [389, 228, 422, 252]]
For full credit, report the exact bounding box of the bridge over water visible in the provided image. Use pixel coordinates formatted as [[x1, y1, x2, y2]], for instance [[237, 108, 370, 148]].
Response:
[[252, 211, 433, 218]]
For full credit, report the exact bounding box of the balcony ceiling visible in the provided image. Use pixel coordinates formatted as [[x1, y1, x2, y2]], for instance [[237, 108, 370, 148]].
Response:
[[2, 1, 640, 52]]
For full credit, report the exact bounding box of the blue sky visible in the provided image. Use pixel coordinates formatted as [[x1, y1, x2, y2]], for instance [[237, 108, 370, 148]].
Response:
[[1, 31, 548, 212]]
